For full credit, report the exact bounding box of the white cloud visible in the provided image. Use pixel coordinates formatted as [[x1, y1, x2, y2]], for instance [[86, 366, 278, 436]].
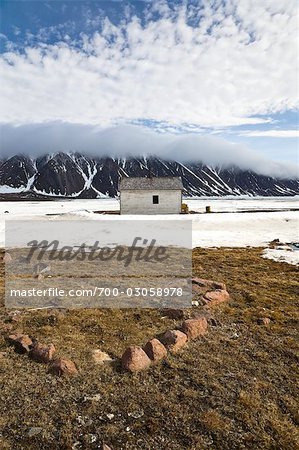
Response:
[[0, 0, 298, 128], [1, 122, 298, 179], [241, 129, 299, 137]]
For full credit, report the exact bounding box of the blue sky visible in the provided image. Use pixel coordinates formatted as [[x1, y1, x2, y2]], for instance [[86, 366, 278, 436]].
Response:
[[0, 1, 154, 47], [0, 0, 298, 172]]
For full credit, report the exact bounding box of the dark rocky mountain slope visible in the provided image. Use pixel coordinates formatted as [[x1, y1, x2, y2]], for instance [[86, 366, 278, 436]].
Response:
[[0, 152, 298, 198]]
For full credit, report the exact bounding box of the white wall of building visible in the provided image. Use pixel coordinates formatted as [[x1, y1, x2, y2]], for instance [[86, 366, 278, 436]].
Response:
[[120, 189, 182, 214]]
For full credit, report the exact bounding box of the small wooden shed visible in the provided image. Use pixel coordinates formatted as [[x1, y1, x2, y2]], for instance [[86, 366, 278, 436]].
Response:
[[119, 177, 183, 215]]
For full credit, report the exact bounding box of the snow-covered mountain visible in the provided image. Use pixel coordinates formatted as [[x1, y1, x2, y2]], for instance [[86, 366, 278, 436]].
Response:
[[0, 152, 298, 198]]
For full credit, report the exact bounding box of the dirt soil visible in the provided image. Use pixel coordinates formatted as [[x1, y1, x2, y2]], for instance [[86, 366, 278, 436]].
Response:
[[0, 247, 298, 450]]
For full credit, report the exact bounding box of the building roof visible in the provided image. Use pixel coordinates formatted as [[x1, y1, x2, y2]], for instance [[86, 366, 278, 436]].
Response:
[[119, 176, 183, 191]]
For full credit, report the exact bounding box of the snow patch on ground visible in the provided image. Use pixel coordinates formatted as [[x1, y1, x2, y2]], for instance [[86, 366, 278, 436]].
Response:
[[262, 247, 299, 266], [185, 196, 299, 212], [54, 209, 98, 219], [0, 198, 298, 264], [191, 211, 298, 248]]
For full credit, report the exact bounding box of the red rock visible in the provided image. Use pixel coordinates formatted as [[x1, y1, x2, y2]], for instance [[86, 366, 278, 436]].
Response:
[[257, 317, 271, 325], [92, 350, 114, 365], [181, 317, 208, 340], [204, 289, 230, 306], [29, 343, 56, 363], [143, 338, 167, 363], [8, 333, 33, 353], [3, 323, 13, 332], [48, 358, 78, 377], [7, 310, 23, 323], [163, 330, 187, 353], [192, 277, 226, 291], [121, 346, 151, 372], [3, 253, 12, 264]]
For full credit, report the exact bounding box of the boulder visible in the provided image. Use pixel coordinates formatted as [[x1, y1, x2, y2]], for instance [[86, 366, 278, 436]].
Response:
[[34, 262, 51, 275], [8, 333, 33, 354], [92, 350, 114, 364], [257, 317, 271, 325], [2, 323, 13, 332], [269, 238, 281, 248], [181, 317, 208, 340], [143, 338, 167, 363], [48, 358, 78, 377], [204, 289, 230, 306], [7, 310, 23, 323], [192, 277, 226, 291], [3, 253, 12, 264], [28, 427, 43, 437], [121, 346, 151, 372], [29, 343, 56, 363], [163, 330, 187, 353]]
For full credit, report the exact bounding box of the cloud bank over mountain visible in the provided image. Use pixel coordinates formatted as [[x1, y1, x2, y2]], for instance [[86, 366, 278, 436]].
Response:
[[1, 122, 297, 179], [0, 0, 298, 177]]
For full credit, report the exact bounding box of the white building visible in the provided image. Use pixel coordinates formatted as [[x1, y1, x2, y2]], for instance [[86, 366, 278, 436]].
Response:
[[119, 177, 183, 215]]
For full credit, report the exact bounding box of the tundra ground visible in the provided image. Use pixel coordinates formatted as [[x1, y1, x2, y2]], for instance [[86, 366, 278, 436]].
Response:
[[0, 248, 298, 450]]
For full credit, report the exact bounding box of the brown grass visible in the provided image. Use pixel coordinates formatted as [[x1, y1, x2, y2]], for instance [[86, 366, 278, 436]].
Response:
[[0, 247, 298, 449]]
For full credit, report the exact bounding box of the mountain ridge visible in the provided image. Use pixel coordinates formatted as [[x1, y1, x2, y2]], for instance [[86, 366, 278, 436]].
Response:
[[0, 152, 298, 198]]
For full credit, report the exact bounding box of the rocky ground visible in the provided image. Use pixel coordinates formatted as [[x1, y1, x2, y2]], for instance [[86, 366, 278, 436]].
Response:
[[0, 248, 298, 450]]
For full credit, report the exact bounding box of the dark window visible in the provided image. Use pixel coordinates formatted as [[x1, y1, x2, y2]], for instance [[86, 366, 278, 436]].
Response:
[[153, 195, 159, 204]]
